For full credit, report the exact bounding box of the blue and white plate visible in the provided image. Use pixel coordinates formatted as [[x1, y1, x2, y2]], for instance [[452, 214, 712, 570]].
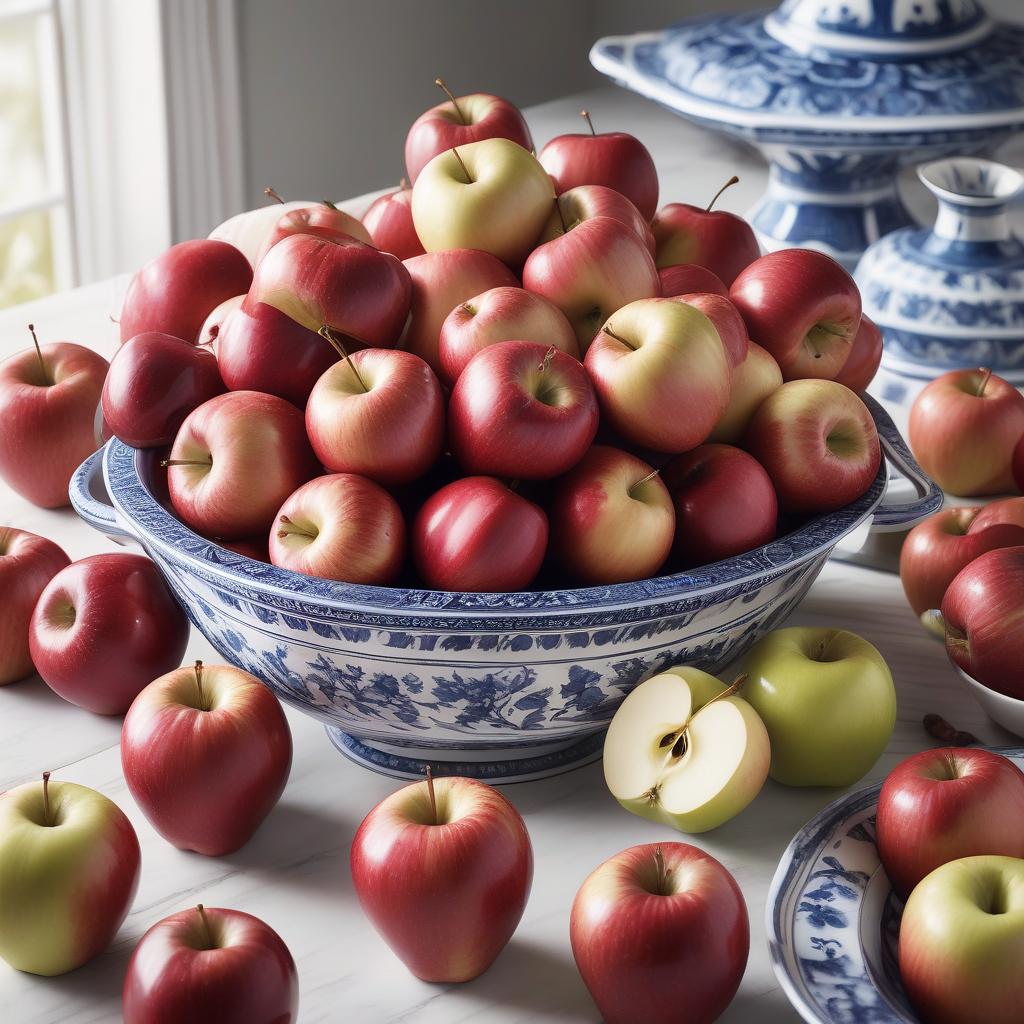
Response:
[[767, 746, 1024, 1023]]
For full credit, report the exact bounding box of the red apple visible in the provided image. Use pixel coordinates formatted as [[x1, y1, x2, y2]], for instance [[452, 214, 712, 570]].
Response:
[[305, 348, 444, 484], [909, 368, 1024, 496], [123, 904, 298, 1024], [405, 81, 532, 184], [877, 747, 1024, 898], [571, 843, 749, 1024], [412, 476, 547, 591], [1014, 432, 1024, 493], [249, 233, 411, 346], [0, 329, 108, 508], [122, 661, 292, 855], [119, 239, 252, 345], [744, 379, 880, 514], [708, 341, 783, 444], [663, 444, 777, 568], [539, 110, 658, 220], [659, 263, 728, 298], [269, 474, 406, 585], [730, 248, 862, 380], [652, 178, 760, 287], [583, 298, 730, 453], [536, 184, 655, 253], [522, 216, 659, 351], [449, 340, 598, 480], [102, 332, 225, 449], [351, 772, 532, 982], [255, 199, 371, 265], [29, 553, 190, 715], [361, 185, 424, 261], [549, 446, 674, 584], [165, 391, 319, 539], [834, 314, 883, 393], [402, 248, 518, 374], [0, 529, 69, 686], [942, 546, 1024, 697], [899, 503, 1024, 617], [665, 292, 748, 368], [209, 196, 318, 268], [217, 536, 269, 562], [438, 285, 578, 387]]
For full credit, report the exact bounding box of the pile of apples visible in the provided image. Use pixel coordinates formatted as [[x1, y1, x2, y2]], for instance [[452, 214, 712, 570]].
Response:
[[0, 81, 888, 592]]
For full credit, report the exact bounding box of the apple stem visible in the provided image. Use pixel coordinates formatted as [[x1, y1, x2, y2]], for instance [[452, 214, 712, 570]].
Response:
[[321, 199, 337, 209], [196, 904, 214, 949], [399, 176, 409, 191], [451, 147, 472, 184], [277, 514, 316, 541], [580, 110, 596, 136], [435, 78, 467, 124], [194, 660, 209, 711], [627, 469, 660, 498], [161, 458, 213, 468], [27, 324, 50, 386], [263, 186, 286, 205], [318, 325, 370, 393], [977, 367, 992, 397], [538, 346, 557, 375], [602, 324, 636, 351], [553, 196, 569, 234], [653, 846, 672, 896], [41, 771, 51, 826], [425, 764, 437, 825], [706, 176, 740, 213]]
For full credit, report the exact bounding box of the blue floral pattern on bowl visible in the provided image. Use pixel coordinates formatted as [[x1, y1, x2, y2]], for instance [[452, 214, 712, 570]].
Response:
[[70, 398, 939, 782]]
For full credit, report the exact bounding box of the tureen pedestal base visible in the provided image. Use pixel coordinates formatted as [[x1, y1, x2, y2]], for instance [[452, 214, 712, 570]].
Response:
[[326, 728, 605, 784]]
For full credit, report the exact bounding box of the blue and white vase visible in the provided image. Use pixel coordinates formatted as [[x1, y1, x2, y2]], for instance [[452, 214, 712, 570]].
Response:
[[591, 1, 1024, 268], [856, 157, 1024, 411]]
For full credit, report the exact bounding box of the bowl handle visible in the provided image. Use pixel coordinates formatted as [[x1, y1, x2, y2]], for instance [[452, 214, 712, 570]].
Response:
[[69, 444, 137, 543], [863, 394, 943, 532]]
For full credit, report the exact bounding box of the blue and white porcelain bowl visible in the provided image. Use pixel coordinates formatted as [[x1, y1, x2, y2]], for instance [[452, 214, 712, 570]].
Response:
[[70, 397, 939, 783], [767, 746, 1024, 1023]]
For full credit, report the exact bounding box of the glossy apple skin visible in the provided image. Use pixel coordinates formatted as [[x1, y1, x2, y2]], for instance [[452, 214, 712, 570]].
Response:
[[659, 263, 728, 298], [0, 779, 141, 976], [122, 663, 292, 855], [666, 292, 748, 368], [652, 203, 760, 287], [522, 216, 660, 351], [539, 129, 658, 220], [166, 391, 320, 539], [255, 201, 371, 265], [29, 553, 189, 715], [899, 856, 1024, 1024], [584, 298, 730, 453], [909, 368, 1024, 496], [216, 301, 337, 408], [708, 341, 782, 444], [942, 546, 1024, 697], [197, 294, 245, 348], [438, 285, 578, 387], [120, 239, 252, 344], [834, 314, 883, 392], [0, 529, 69, 685], [744, 379, 880, 515], [0, 341, 108, 508], [663, 444, 777, 568], [405, 92, 532, 184], [102, 332, 225, 448], [250, 233, 411, 345], [306, 348, 444, 484], [730, 249, 862, 380], [123, 906, 298, 1024], [899, 503, 1024, 616], [361, 187, 424, 260], [449, 341, 598, 480], [351, 775, 532, 982], [402, 249, 518, 374], [269, 474, 406, 585], [537, 184, 655, 253], [550, 446, 674, 584], [209, 200, 317, 268], [571, 842, 748, 1024], [876, 748, 1024, 899], [412, 477, 548, 591]]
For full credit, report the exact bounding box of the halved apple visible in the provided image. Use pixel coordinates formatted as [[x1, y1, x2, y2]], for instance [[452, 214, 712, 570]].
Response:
[[603, 667, 770, 833]]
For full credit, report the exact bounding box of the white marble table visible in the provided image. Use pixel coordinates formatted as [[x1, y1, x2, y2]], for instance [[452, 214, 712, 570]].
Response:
[[0, 85, 1012, 1024]]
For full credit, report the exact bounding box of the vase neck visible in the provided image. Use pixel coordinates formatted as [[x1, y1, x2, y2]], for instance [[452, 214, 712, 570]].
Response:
[[932, 200, 1013, 243]]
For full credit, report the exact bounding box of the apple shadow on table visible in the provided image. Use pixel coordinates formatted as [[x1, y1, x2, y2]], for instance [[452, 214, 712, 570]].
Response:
[[21, 933, 134, 1013]]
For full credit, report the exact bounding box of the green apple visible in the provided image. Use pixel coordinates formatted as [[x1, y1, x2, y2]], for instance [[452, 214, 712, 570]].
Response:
[[603, 667, 770, 833], [0, 774, 141, 975], [900, 855, 1024, 1024], [739, 626, 895, 787], [411, 137, 554, 265]]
